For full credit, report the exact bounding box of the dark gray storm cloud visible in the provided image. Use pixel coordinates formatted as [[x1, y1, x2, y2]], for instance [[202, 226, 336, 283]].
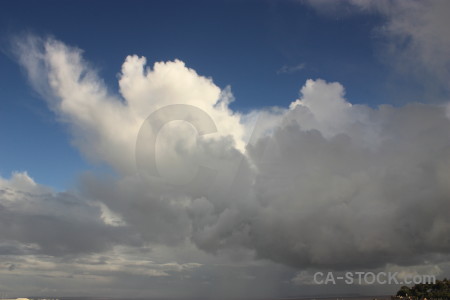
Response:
[[242, 103, 450, 269], [79, 102, 450, 270]]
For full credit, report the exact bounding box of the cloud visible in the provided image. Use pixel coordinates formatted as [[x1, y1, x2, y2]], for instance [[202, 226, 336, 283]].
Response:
[[12, 36, 246, 177], [0, 172, 138, 256], [305, 0, 450, 99], [378, 0, 450, 95], [186, 80, 450, 269], [246, 100, 450, 269], [10, 32, 450, 280], [277, 63, 305, 74]]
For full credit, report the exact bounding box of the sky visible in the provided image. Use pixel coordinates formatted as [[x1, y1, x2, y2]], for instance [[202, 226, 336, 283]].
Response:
[[1, 0, 450, 298]]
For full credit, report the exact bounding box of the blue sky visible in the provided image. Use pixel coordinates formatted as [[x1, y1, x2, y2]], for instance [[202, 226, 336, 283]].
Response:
[[1, 1, 450, 298], [0, 0, 392, 189]]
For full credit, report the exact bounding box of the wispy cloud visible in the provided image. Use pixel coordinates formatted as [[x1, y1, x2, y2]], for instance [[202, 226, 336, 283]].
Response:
[[277, 63, 305, 74]]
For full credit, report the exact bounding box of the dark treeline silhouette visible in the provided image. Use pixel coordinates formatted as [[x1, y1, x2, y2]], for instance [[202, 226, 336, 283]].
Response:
[[393, 279, 450, 300]]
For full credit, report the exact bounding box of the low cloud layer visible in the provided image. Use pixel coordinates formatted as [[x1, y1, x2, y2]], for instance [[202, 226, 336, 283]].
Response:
[[0, 172, 138, 256]]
